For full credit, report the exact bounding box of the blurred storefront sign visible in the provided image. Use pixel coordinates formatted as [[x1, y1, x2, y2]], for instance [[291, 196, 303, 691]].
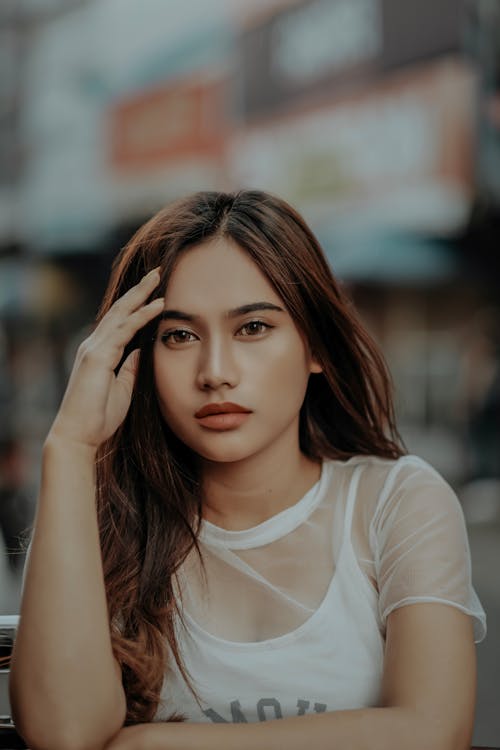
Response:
[[17, 9, 232, 255], [109, 78, 226, 169], [238, 0, 464, 119], [230, 58, 475, 237], [107, 76, 228, 220]]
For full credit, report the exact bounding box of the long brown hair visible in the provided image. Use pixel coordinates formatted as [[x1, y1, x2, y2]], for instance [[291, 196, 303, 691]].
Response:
[[95, 190, 405, 724]]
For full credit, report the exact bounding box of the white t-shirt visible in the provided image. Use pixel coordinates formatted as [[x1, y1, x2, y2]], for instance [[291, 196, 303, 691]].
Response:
[[154, 454, 486, 723]]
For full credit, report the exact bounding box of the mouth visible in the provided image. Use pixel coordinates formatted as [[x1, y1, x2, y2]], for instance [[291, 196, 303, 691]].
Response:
[[194, 402, 252, 418], [194, 402, 252, 431]]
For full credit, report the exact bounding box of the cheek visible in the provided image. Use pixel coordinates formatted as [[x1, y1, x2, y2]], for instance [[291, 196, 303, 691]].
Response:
[[152, 352, 187, 411], [257, 339, 311, 402]]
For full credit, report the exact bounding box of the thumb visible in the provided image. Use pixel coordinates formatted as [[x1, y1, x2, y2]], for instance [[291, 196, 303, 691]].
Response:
[[116, 348, 141, 396]]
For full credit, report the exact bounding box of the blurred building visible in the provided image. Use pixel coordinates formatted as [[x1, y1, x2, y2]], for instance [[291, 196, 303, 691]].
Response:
[[1, 0, 499, 495], [1, 1, 500, 744]]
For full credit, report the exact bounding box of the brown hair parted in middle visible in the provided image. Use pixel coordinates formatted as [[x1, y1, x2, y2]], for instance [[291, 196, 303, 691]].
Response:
[[94, 189, 406, 725]]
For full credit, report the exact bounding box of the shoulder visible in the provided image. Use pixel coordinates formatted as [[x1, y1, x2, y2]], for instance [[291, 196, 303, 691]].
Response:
[[324, 452, 448, 495], [324, 452, 442, 482], [323, 453, 460, 530], [358, 454, 467, 551]]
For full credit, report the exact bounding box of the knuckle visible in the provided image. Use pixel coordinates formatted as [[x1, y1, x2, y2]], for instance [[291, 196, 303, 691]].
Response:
[[78, 342, 104, 366], [78, 346, 96, 365], [76, 339, 91, 358], [137, 304, 154, 319]]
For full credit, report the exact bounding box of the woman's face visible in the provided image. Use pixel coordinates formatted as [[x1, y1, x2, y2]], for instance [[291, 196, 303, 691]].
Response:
[[152, 236, 321, 464]]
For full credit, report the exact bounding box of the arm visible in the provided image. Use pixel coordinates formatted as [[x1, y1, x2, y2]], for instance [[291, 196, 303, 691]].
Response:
[[108, 602, 475, 750], [10, 438, 126, 750], [9, 269, 164, 750]]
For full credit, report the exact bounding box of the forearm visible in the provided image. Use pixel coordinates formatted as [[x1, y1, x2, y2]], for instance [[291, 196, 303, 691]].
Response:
[[145, 706, 457, 750], [9, 435, 126, 750]]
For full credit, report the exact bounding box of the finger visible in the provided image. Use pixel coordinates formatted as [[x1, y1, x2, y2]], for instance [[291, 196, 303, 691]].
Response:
[[79, 297, 164, 371], [112, 267, 161, 315], [115, 348, 140, 396], [98, 268, 162, 335]]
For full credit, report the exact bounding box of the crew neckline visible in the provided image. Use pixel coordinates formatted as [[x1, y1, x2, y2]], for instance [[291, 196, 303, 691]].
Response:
[[198, 459, 330, 550]]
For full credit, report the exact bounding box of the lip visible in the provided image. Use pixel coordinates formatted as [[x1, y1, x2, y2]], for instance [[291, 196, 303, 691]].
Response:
[[194, 402, 252, 418], [196, 412, 251, 430]]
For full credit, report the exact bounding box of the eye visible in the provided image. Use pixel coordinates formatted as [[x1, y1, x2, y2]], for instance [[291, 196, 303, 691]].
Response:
[[238, 320, 273, 337], [160, 329, 197, 345]]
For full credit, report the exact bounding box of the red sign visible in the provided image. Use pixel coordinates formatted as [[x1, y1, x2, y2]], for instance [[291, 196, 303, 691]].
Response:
[[109, 78, 227, 170]]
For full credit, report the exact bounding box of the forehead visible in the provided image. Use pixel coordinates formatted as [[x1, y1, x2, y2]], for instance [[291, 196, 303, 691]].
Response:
[[165, 237, 281, 306]]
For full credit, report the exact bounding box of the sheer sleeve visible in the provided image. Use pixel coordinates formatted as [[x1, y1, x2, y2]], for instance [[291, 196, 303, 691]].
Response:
[[369, 456, 486, 643]]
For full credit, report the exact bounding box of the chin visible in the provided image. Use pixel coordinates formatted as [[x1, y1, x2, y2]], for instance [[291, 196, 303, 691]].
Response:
[[177, 434, 262, 464], [191, 445, 255, 464]]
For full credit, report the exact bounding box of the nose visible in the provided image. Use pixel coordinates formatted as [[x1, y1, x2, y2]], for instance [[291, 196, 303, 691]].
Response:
[[195, 335, 240, 391]]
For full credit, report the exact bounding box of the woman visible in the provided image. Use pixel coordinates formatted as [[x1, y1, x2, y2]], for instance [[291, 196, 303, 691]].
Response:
[[9, 191, 486, 750]]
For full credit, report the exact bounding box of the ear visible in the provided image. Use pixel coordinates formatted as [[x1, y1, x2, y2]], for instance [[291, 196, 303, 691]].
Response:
[[309, 358, 323, 374]]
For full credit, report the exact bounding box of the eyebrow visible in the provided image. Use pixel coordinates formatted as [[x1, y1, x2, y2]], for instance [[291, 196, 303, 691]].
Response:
[[159, 302, 286, 322]]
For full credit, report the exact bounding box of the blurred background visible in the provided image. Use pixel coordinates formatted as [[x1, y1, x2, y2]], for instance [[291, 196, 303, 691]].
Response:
[[0, 0, 499, 744]]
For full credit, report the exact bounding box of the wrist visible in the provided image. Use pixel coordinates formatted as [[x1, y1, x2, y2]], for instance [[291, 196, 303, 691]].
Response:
[[146, 720, 255, 750], [138, 722, 171, 750], [44, 430, 98, 463]]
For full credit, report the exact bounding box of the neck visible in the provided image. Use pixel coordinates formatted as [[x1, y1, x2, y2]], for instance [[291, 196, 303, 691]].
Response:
[[200, 433, 322, 531]]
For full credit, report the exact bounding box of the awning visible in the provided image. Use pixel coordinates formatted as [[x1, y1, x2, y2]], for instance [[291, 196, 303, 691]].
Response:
[[317, 227, 460, 284]]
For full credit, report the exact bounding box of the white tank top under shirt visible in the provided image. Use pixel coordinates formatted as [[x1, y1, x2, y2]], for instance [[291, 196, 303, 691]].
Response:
[[154, 454, 486, 724]]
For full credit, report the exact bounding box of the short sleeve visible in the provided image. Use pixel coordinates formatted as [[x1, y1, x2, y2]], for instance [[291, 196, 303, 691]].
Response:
[[370, 456, 487, 643]]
